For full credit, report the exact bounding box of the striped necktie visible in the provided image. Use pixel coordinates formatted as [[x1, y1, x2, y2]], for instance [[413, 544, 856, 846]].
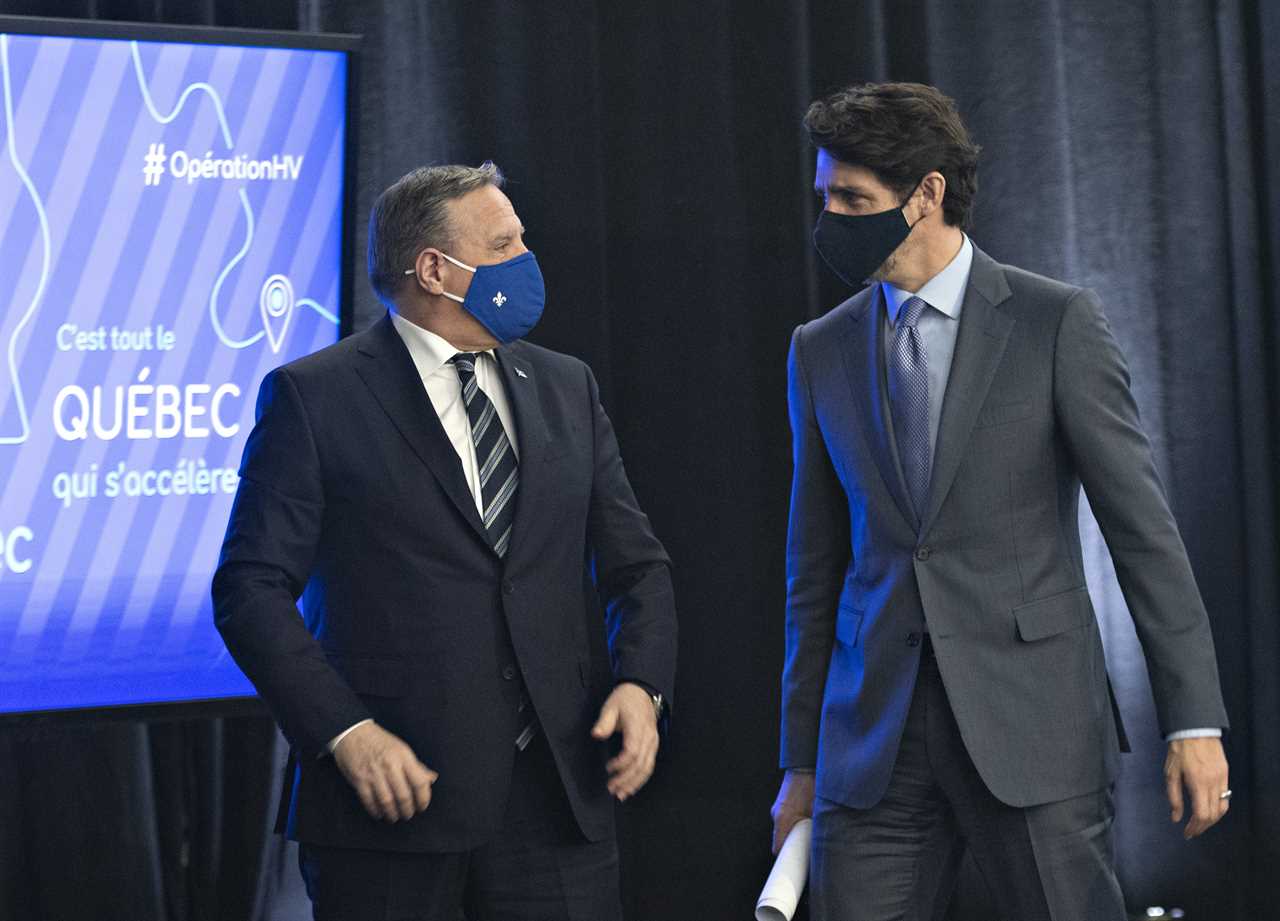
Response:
[[450, 353, 519, 557], [888, 296, 931, 524]]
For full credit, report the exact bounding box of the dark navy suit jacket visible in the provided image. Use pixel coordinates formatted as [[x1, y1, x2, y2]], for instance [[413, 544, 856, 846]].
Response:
[[213, 313, 677, 852], [781, 246, 1227, 809]]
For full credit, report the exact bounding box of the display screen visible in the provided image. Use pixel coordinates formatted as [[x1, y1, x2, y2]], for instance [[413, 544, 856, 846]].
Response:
[[0, 20, 352, 715]]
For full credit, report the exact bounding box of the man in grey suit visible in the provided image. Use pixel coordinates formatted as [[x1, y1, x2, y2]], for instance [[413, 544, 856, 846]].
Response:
[[770, 82, 1231, 920]]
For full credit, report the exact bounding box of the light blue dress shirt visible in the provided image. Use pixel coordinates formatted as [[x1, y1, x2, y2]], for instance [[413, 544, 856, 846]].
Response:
[[881, 234, 972, 457]]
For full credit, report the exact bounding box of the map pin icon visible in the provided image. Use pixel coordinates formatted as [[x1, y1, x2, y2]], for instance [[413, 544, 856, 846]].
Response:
[[259, 274, 294, 353]]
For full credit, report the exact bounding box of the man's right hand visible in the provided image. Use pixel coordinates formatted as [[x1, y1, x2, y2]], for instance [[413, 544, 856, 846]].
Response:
[[770, 769, 816, 854], [332, 721, 438, 823]]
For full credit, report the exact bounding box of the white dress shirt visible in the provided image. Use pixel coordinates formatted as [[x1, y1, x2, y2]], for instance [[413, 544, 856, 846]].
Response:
[[326, 311, 522, 755], [878, 234, 1218, 743], [389, 310, 520, 514]]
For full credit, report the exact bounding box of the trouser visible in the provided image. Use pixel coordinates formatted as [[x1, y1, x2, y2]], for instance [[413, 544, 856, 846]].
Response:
[[811, 636, 1127, 921], [299, 729, 622, 921]]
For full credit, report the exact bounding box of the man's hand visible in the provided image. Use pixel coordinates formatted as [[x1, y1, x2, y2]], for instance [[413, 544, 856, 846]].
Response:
[[332, 721, 438, 823], [591, 682, 659, 801], [1164, 736, 1229, 839], [771, 769, 815, 855]]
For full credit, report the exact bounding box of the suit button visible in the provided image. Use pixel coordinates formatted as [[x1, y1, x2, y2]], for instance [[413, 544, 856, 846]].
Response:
[[503, 580, 515, 595], [915, 546, 932, 561], [907, 632, 921, 647], [502, 665, 517, 680]]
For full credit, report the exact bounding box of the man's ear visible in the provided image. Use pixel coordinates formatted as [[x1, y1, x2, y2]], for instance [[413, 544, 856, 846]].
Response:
[[917, 171, 947, 220], [411, 249, 447, 296]]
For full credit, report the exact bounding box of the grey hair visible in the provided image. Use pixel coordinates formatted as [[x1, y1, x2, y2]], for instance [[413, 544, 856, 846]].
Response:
[[366, 161, 506, 304]]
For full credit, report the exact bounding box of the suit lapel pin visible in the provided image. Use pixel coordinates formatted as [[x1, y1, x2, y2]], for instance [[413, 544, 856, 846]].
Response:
[[515, 367, 528, 379]]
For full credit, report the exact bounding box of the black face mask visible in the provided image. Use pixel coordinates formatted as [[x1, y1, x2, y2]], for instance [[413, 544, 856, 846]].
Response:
[[812, 185, 920, 288]]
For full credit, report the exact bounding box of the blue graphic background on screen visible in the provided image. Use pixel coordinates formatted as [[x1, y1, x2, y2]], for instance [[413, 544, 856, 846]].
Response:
[[0, 31, 346, 713]]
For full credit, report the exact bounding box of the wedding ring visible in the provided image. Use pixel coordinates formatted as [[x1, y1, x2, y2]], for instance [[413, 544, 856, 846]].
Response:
[[1219, 790, 1233, 801]]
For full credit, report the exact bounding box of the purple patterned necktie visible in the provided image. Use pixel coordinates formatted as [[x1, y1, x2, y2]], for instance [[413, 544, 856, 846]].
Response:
[[888, 296, 931, 524]]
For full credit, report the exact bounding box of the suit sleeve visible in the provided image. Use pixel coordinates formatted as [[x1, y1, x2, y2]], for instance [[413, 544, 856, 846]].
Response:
[[583, 363, 678, 706], [1053, 289, 1229, 735], [212, 367, 372, 759], [780, 324, 850, 770]]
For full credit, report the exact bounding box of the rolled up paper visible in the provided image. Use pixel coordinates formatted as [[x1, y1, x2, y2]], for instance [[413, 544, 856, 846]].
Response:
[[755, 818, 812, 921]]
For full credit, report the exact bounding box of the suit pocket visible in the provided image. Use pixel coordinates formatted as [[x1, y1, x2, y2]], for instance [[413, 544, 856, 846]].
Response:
[[975, 399, 1033, 429], [1013, 587, 1090, 642], [835, 606, 864, 647], [326, 653, 409, 698]]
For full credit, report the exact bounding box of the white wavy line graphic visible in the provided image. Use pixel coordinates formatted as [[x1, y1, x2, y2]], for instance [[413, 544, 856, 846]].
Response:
[[129, 40, 233, 150], [129, 40, 336, 350], [296, 297, 337, 324], [208, 187, 264, 349], [0, 33, 52, 446]]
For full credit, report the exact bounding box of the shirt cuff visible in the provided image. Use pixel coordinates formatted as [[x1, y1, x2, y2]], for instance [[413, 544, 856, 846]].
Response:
[[326, 718, 375, 756], [1165, 728, 1223, 741]]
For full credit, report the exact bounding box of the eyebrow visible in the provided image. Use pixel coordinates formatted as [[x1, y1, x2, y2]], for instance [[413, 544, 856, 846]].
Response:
[[490, 224, 526, 245], [815, 182, 867, 197]]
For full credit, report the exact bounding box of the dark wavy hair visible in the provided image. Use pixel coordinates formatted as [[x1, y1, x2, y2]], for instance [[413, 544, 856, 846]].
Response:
[[804, 83, 981, 230]]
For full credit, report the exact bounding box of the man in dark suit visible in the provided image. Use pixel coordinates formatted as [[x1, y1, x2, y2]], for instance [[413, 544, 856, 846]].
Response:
[[213, 162, 676, 920], [770, 83, 1230, 920]]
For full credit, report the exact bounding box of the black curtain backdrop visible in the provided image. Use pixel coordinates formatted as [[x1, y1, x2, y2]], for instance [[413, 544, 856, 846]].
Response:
[[0, 1, 1275, 919]]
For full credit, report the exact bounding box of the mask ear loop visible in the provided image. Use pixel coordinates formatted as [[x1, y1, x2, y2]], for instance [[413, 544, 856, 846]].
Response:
[[439, 252, 477, 273], [403, 251, 475, 303], [436, 253, 476, 303], [901, 176, 933, 229]]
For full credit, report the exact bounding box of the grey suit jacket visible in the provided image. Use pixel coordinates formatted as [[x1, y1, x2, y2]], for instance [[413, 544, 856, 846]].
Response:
[[780, 244, 1229, 809]]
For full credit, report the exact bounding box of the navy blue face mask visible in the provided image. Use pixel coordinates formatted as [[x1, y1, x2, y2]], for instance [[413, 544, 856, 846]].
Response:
[[411, 250, 546, 343], [812, 182, 922, 288]]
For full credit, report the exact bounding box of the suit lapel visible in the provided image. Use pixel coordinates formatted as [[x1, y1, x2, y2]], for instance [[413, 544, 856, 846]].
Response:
[[352, 315, 490, 547], [919, 248, 1014, 535], [840, 286, 918, 530], [494, 342, 549, 561]]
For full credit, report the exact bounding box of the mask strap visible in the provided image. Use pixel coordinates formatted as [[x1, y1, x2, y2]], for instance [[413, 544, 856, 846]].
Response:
[[403, 251, 475, 303], [440, 252, 477, 273], [402, 251, 477, 277], [438, 253, 475, 304], [902, 177, 929, 227]]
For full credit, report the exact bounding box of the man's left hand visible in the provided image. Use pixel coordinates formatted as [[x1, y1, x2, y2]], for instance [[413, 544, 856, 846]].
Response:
[[1164, 736, 1230, 839], [591, 682, 659, 802]]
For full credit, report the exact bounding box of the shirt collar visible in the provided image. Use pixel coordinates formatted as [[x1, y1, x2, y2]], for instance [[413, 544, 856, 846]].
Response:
[[390, 310, 496, 378], [882, 233, 974, 325]]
